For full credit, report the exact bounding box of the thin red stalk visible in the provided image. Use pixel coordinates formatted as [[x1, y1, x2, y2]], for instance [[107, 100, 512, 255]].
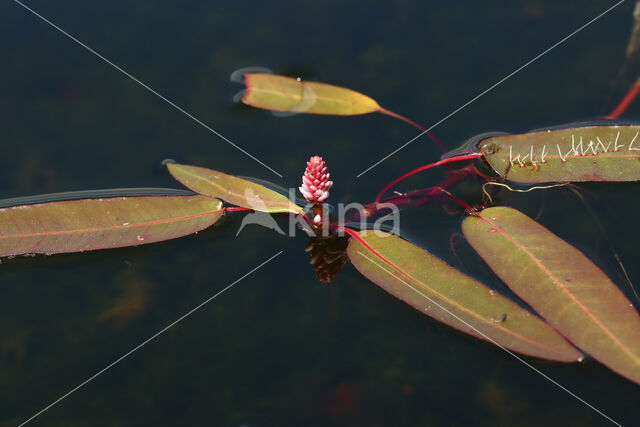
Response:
[[378, 108, 448, 154], [338, 165, 482, 227], [339, 226, 436, 289], [339, 191, 436, 226], [375, 153, 482, 203], [380, 187, 445, 206], [225, 206, 253, 212], [605, 77, 640, 119], [344, 166, 479, 224], [439, 195, 474, 212], [341, 191, 473, 228], [337, 227, 386, 262], [338, 225, 419, 294], [380, 165, 481, 204], [396, 192, 473, 213]]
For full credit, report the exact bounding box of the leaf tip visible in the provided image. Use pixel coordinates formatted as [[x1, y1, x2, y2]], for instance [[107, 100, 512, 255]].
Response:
[[241, 73, 253, 104]]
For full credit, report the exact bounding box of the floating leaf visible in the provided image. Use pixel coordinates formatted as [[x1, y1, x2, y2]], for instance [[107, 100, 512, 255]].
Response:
[[0, 195, 224, 257], [462, 206, 640, 385], [242, 73, 427, 127], [480, 125, 640, 182], [242, 73, 380, 115], [167, 163, 303, 214], [346, 229, 582, 362]]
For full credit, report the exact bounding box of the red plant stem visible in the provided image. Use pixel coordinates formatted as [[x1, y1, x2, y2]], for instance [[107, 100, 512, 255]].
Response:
[[341, 165, 481, 226], [337, 226, 365, 242], [339, 189, 440, 226], [382, 191, 472, 215], [337, 226, 441, 306], [380, 164, 479, 204], [375, 153, 482, 203], [379, 186, 446, 207], [605, 77, 640, 119], [378, 108, 448, 154], [439, 195, 474, 212], [336, 227, 383, 258], [432, 164, 485, 192], [225, 206, 253, 212], [337, 226, 411, 288]]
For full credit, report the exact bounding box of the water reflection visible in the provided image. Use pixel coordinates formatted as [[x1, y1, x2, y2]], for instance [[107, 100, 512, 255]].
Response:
[[305, 234, 349, 283]]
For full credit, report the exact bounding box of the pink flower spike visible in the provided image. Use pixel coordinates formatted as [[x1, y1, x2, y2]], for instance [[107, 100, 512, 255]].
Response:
[[299, 156, 333, 204]]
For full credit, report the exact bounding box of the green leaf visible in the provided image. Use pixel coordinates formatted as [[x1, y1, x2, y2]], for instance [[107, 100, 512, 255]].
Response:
[[241, 73, 426, 131], [167, 163, 303, 214], [346, 230, 582, 362], [462, 206, 640, 385], [0, 195, 224, 257], [242, 73, 381, 115], [480, 125, 640, 182]]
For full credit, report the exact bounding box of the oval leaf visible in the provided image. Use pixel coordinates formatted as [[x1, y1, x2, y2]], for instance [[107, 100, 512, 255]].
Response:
[[462, 206, 640, 385], [242, 73, 381, 115], [241, 73, 435, 143], [167, 163, 303, 214], [0, 195, 224, 257], [480, 125, 640, 182], [346, 230, 582, 362]]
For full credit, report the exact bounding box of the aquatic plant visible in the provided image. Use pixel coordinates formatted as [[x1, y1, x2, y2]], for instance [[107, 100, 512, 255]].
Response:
[[3, 71, 640, 393]]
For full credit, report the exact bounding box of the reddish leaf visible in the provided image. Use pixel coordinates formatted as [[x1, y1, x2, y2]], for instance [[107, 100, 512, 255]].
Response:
[[463, 206, 640, 385], [0, 195, 224, 257], [346, 229, 582, 362]]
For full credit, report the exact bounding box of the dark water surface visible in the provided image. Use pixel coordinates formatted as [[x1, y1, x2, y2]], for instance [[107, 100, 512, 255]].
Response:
[[2, 1, 640, 426]]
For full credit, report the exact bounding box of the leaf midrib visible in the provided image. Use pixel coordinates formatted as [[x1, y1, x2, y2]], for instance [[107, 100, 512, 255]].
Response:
[[352, 235, 575, 358], [179, 167, 302, 213], [0, 208, 223, 239], [248, 86, 377, 109], [479, 212, 640, 366]]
